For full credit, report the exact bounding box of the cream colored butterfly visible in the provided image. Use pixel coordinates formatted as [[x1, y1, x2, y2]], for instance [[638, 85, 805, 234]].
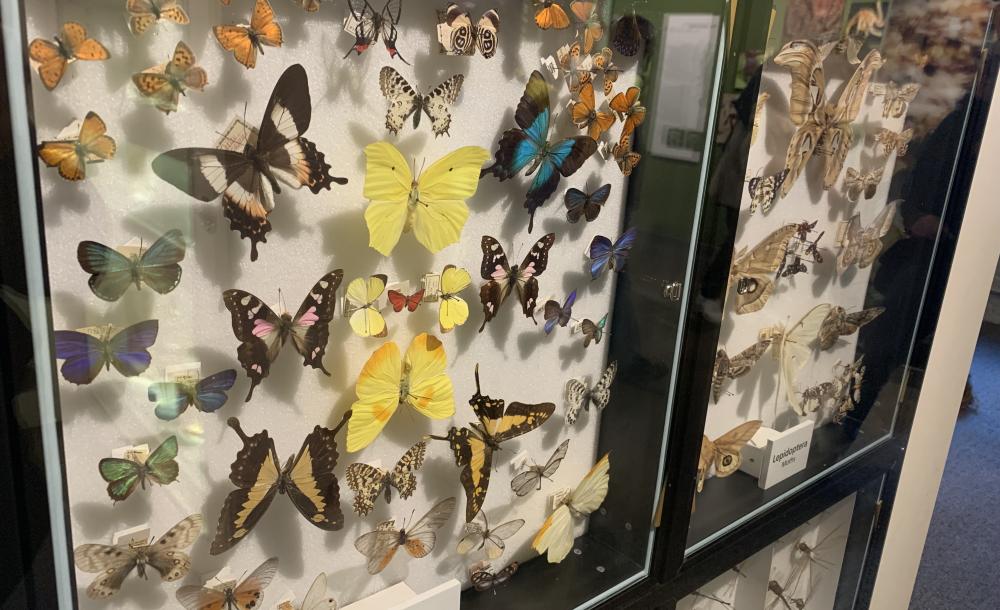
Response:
[[363, 142, 489, 256], [346, 275, 388, 338], [532, 453, 610, 563], [761, 304, 832, 414], [438, 265, 471, 333]]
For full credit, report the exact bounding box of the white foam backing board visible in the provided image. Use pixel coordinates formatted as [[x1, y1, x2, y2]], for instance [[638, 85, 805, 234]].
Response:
[[24, 1, 636, 607]]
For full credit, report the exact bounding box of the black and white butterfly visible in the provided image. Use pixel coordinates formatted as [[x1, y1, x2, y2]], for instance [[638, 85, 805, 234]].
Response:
[[564, 183, 611, 223], [344, 0, 409, 64], [478, 233, 556, 332], [747, 168, 789, 214], [470, 561, 519, 592], [565, 361, 617, 424], [345, 441, 427, 516], [152, 64, 346, 261], [378, 67, 465, 137], [437, 3, 500, 58], [510, 438, 569, 496]]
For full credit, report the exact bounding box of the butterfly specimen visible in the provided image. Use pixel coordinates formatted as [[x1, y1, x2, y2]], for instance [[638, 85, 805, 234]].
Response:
[[222, 270, 341, 401], [481, 71, 598, 232], [345, 441, 427, 516], [874, 127, 913, 157], [697, 421, 762, 491], [799, 357, 865, 418], [571, 1, 604, 53], [548, 41, 587, 92], [589, 226, 637, 279], [54, 320, 158, 385], [875, 81, 921, 118], [774, 41, 883, 197], [77, 229, 186, 301], [210, 414, 350, 554], [747, 169, 790, 214], [611, 9, 653, 57], [98, 435, 178, 502], [752, 91, 770, 145], [565, 183, 611, 223], [836, 200, 897, 273], [428, 365, 555, 521], [354, 497, 456, 574], [74, 514, 202, 599], [843, 166, 884, 202], [761, 304, 833, 411], [580, 313, 607, 347], [177, 557, 278, 610], [148, 369, 238, 420], [543, 289, 577, 335], [605, 133, 642, 175], [571, 82, 617, 140], [28, 22, 109, 91], [127, 0, 190, 35], [438, 265, 471, 333], [363, 141, 488, 255], [777, 220, 824, 279], [511, 439, 570, 496], [277, 573, 337, 610], [214, 0, 282, 69], [344, 0, 408, 64], [132, 41, 208, 114], [534, 0, 570, 29], [348, 333, 455, 452], [37, 112, 116, 181], [388, 288, 424, 313], [610, 86, 646, 138], [457, 511, 525, 559], [584, 47, 620, 95], [379, 67, 465, 137], [470, 560, 520, 592], [712, 340, 772, 403], [817, 306, 884, 350], [153, 64, 343, 261], [437, 4, 500, 58], [477, 233, 556, 332], [345, 274, 389, 337], [565, 361, 617, 424], [532, 452, 610, 563]]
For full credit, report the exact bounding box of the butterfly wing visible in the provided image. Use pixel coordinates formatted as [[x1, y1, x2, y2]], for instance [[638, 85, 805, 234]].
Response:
[[819, 306, 884, 350], [378, 66, 420, 135], [532, 504, 573, 563], [348, 341, 402, 452], [404, 497, 456, 558], [439, 265, 471, 333], [250, 0, 284, 46], [543, 439, 571, 480], [421, 74, 465, 136], [858, 200, 898, 268], [525, 136, 597, 231], [144, 513, 202, 582], [143, 435, 180, 486], [363, 141, 413, 256], [53, 330, 106, 384], [475, 10, 500, 58], [107, 320, 159, 378], [568, 452, 611, 515], [148, 381, 191, 421], [192, 369, 239, 414], [534, 2, 570, 29], [482, 70, 549, 180], [478, 236, 514, 331], [136, 229, 186, 294], [28, 38, 67, 90], [300, 572, 337, 610], [231, 557, 280, 608], [564, 187, 589, 223], [484, 518, 526, 559], [543, 289, 577, 335], [347, 275, 388, 338], [782, 304, 833, 412], [346, 463, 388, 516], [284, 420, 349, 531], [402, 333, 455, 419], [355, 524, 402, 575], [98, 458, 142, 502], [588, 235, 613, 279], [289, 269, 343, 370], [711, 421, 762, 476], [73, 543, 137, 599], [730, 224, 798, 314], [515, 232, 556, 321], [176, 585, 227, 610], [214, 24, 258, 69], [510, 467, 543, 497], [61, 22, 110, 62], [390, 440, 427, 500], [413, 145, 489, 253], [609, 227, 638, 272], [76, 241, 135, 301], [590, 361, 618, 411], [564, 378, 589, 424], [456, 521, 486, 555], [222, 290, 283, 401]]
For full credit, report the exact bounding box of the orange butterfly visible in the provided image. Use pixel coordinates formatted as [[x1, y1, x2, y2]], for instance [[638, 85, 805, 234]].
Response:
[[28, 22, 109, 91], [571, 82, 616, 140], [133, 41, 208, 114], [37, 112, 116, 181], [589, 47, 619, 95], [534, 1, 570, 30], [606, 134, 640, 176], [127, 0, 190, 36], [570, 1, 603, 53], [214, 0, 283, 69], [609, 86, 646, 137]]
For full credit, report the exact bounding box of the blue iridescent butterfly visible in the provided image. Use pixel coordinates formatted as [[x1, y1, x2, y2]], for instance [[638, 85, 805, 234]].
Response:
[[589, 227, 637, 280], [53, 320, 159, 385], [543, 289, 577, 335], [481, 70, 598, 232], [147, 369, 238, 421]]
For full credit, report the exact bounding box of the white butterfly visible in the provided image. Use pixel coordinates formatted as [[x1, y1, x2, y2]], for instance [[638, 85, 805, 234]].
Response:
[[532, 453, 610, 563], [456, 511, 525, 560], [761, 304, 832, 414], [277, 573, 337, 610], [378, 66, 464, 137], [511, 439, 570, 496], [354, 497, 456, 574], [565, 361, 618, 424]]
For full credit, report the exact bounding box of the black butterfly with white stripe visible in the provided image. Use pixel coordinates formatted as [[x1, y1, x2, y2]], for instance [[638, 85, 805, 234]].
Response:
[[151, 64, 346, 262]]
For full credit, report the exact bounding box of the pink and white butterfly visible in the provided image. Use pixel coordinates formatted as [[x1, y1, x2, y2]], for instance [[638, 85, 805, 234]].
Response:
[[478, 233, 556, 332]]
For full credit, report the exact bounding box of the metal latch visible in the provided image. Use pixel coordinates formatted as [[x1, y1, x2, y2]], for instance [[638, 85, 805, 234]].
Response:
[[662, 281, 683, 301]]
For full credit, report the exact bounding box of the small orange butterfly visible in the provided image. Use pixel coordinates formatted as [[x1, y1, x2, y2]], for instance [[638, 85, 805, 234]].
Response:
[[28, 22, 109, 91], [570, 1, 603, 53], [127, 0, 190, 36], [605, 134, 640, 176], [534, 1, 570, 30], [214, 0, 283, 69], [571, 82, 616, 140], [609, 86, 646, 138], [132, 41, 208, 114], [37, 112, 116, 181], [589, 47, 620, 95]]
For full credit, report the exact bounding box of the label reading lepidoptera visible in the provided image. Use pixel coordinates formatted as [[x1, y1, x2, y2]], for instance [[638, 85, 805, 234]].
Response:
[[757, 419, 814, 489]]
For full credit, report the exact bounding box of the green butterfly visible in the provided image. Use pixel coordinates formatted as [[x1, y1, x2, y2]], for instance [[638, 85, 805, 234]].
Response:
[[98, 435, 179, 502]]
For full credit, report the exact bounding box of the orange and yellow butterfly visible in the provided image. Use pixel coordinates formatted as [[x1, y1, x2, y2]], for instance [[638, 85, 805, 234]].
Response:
[[570, 81, 616, 140], [589, 47, 619, 95], [534, 1, 570, 30], [132, 41, 208, 114], [126, 0, 190, 36], [28, 22, 109, 91], [609, 86, 646, 138], [570, 1, 603, 53], [605, 133, 640, 176], [213, 0, 283, 69], [37, 112, 116, 181]]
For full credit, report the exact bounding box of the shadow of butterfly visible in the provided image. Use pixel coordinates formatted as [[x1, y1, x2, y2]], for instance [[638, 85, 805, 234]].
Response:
[[214, 0, 282, 69], [98, 435, 178, 502], [38, 112, 116, 181], [147, 369, 238, 420], [132, 41, 207, 114], [54, 320, 158, 385], [77, 229, 186, 301], [28, 22, 109, 90]]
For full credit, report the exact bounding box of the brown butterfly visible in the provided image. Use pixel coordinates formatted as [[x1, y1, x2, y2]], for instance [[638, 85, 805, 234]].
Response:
[[874, 127, 913, 157], [132, 41, 208, 114], [176, 557, 278, 610], [588, 47, 620, 95], [570, 81, 616, 140], [697, 421, 762, 491], [843, 166, 884, 202], [712, 339, 772, 403], [817, 305, 884, 350], [605, 134, 641, 176], [214, 0, 283, 69], [570, 1, 603, 53], [876, 81, 921, 118], [127, 0, 190, 36], [728, 224, 799, 314], [28, 22, 109, 90], [37, 112, 116, 181]]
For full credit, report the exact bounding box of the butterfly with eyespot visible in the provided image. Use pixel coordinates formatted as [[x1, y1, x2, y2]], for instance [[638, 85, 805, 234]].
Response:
[[222, 269, 343, 401], [610, 86, 646, 138], [565, 183, 611, 223], [345, 441, 427, 516], [711, 340, 771, 403], [580, 313, 607, 347], [611, 9, 653, 56], [836, 200, 897, 273], [478, 233, 556, 332], [570, 1, 604, 53], [543, 289, 577, 335], [470, 560, 520, 592], [747, 169, 789, 214], [728, 224, 798, 315], [354, 497, 456, 574], [843, 166, 884, 202], [210, 414, 350, 555], [132, 41, 208, 114], [54, 320, 158, 385], [510, 438, 570, 496], [74, 514, 202, 600], [77, 229, 185, 301], [127, 0, 189, 36], [697, 421, 761, 491], [98, 435, 178, 502], [427, 365, 555, 522], [379, 67, 464, 137], [589, 226, 637, 280], [874, 127, 912, 157], [570, 81, 617, 140], [603, 133, 641, 176], [277, 573, 337, 610], [147, 369, 238, 421], [817, 305, 884, 350], [565, 361, 617, 424], [481, 71, 597, 232], [388, 288, 424, 313], [437, 4, 500, 58], [214, 0, 282, 69], [344, 0, 409, 64], [457, 511, 525, 559], [28, 22, 109, 91], [153, 64, 344, 261], [176, 556, 278, 610], [38, 112, 116, 181]]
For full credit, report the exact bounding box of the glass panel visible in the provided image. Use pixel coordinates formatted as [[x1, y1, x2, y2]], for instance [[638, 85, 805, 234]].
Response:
[[9, 1, 728, 608], [686, 0, 995, 552]]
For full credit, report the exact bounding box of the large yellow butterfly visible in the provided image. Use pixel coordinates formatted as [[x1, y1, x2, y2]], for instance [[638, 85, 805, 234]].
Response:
[[347, 333, 455, 452], [28, 22, 109, 91], [363, 142, 489, 256], [532, 453, 610, 563], [214, 0, 283, 69], [37, 112, 116, 181], [346, 275, 388, 338], [438, 265, 471, 333]]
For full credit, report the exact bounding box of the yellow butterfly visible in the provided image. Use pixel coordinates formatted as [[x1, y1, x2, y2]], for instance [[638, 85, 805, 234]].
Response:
[[438, 265, 471, 333], [37, 112, 116, 181], [363, 142, 489, 256], [347, 333, 455, 452], [532, 453, 610, 563], [346, 275, 388, 338]]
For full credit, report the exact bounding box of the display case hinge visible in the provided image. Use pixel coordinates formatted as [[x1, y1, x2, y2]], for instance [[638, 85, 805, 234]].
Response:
[[662, 281, 683, 301]]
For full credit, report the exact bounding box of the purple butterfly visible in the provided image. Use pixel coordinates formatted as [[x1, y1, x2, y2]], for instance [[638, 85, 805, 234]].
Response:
[[53, 320, 159, 385], [543, 289, 577, 335], [588, 227, 637, 280]]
